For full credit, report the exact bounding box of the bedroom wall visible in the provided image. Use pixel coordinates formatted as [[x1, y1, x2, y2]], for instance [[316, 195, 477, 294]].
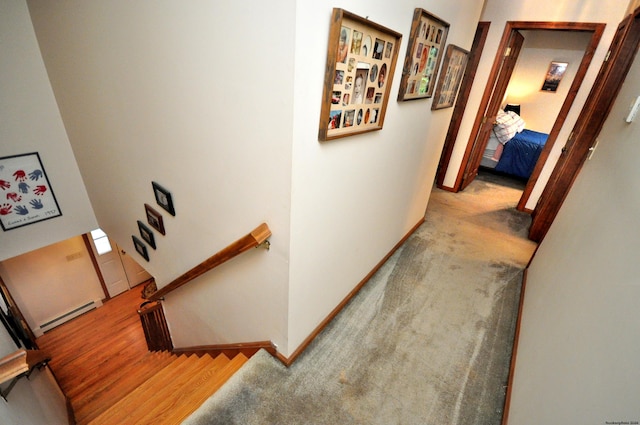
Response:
[[507, 26, 640, 423], [504, 30, 592, 134], [287, 0, 485, 354], [441, 0, 630, 211], [0, 0, 97, 262]]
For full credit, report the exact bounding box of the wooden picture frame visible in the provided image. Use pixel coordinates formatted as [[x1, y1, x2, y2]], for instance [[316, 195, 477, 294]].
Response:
[[541, 61, 568, 92], [144, 203, 165, 235], [318, 8, 402, 141], [137, 220, 156, 249], [132, 235, 149, 262], [152, 181, 175, 216], [431, 44, 469, 110], [397, 8, 449, 101], [0, 152, 62, 231]]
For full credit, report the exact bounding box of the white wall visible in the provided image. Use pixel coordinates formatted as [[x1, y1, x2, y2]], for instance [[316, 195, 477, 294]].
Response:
[[287, 0, 485, 353], [508, 28, 640, 423], [442, 0, 629, 211], [0, 0, 97, 262], [505, 30, 592, 134], [27, 0, 295, 353], [0, 236, 104, 336]]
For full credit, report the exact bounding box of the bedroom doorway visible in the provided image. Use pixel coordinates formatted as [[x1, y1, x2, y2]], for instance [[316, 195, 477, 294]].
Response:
[[439, 22, 605, 213]]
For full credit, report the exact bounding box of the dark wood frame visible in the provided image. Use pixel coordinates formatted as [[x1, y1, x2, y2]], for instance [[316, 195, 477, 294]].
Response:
[[397, 8, 449, 101], [152, 181, 175, 216], [137, 220, 156, 250], [431, 44, 469, 110], [132, 235, 149, 262], [144, 203, 165, 235], [318, 8, 402, 141]]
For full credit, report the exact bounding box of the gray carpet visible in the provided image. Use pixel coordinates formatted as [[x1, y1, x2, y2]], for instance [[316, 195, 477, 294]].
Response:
[[184, 174, 536, 425]]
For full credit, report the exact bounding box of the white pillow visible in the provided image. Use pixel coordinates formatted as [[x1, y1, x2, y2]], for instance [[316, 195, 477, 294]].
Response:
[[493, 110, 526, 144]]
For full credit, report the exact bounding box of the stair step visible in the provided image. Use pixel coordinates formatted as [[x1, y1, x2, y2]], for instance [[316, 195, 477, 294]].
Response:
[[74, 351, 175, 424], [88, 353, 248, 425]]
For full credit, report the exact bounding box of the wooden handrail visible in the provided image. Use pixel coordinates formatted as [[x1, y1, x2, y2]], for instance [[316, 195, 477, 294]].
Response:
[[145, 223, 271, 301], [0, 349, 51, 400]]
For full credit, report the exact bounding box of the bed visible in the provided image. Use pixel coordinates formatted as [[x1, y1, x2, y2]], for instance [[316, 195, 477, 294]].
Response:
[[480, 110, 548, 180]]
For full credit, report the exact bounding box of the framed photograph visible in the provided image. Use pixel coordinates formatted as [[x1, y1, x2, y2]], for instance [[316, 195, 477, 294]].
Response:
[[318, 8, 402, 141], [137, 220, 156, 249], [132, 235, 149, 262], [145, 203, 165, 235], [541, 61, 568, 92], [152, 181, 175, 216], [397, 9, 449, 101], [431, 44, 469, 110], [0, 152, 62, 231]]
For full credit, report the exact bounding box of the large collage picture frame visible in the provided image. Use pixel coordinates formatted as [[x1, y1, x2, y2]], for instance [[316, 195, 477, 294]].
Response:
[[318, 8, 402, 141], [397, 9, 449, 101], [431, 44, 469, 110]]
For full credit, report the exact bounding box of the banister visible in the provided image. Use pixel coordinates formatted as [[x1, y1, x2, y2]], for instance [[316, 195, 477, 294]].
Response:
[[0, 349, 51, 400], [145, 223, 271, 302]]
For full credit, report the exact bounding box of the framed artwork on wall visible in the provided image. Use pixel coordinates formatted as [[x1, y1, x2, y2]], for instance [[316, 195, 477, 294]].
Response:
[[144, 203, 165, 235], [137, 220, 156, 249], [0, 152, 62, 231], [152, 181, 175, 216], [318, 8, 402, 141], [397, 8, 449, 101], [431, 44, 469, 110], [132, 235, 149, 262], [541, 61, 568, 92]]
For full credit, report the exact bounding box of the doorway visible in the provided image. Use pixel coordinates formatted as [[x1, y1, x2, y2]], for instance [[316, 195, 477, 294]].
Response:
[[438, 22, 605, 214], [87, 229, 152, 298]]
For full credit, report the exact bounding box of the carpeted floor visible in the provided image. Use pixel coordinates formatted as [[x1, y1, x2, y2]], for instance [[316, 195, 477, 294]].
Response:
[[184, 171, 537, 425]]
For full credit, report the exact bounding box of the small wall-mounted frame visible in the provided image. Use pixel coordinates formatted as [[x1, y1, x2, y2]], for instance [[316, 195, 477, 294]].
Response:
[[318, 8, 402, 141], [137, 220, 156, 249], [431, 44, 469, 110], [132, 235, 149, 262], [0, 152, 62, 231], [145, 203, 165, 235], [397, 8, 449, 101], [541, 61, 568, 92], [152, 181, 175, 216]]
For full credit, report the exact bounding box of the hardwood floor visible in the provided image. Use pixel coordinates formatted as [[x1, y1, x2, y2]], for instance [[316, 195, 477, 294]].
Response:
[[36, 287, 162, 424]]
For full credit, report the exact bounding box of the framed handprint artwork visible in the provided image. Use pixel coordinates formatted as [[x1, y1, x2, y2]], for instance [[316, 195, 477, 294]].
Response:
[[397, 9, 449, 101], [0, 152, 62, 231], [318, 8, 402, 141]]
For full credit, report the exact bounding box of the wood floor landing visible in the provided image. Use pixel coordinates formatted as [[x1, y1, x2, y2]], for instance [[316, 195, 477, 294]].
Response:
[[36, 288, 155, 424]]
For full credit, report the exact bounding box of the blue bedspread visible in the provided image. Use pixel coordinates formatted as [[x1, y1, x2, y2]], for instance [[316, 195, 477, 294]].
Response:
[[495, 129, 548, 179]]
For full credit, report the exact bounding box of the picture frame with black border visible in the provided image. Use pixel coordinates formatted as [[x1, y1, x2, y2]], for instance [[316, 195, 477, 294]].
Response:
[[137, 220, 156, 249], [145, 203, 165, 235], [132, 235, 149, 262], [152, 181, 175, 216]]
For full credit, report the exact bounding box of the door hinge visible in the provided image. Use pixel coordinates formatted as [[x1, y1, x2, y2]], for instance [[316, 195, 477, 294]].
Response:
[[504, 47, 511, 57], [588, 138, 600, 160], [604, 50, 611, 62]]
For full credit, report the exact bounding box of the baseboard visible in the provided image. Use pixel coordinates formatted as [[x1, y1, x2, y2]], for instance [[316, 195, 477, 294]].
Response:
[[173, 341, 277, 359], [501, 267, 529, 425], [278, 217, 426, 366]]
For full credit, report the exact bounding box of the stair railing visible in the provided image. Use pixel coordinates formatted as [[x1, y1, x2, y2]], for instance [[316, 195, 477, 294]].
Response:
[[138, 223, 271, 352], [0, 349, 51, 401]]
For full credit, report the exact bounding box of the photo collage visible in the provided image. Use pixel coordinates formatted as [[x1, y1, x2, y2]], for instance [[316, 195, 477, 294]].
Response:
[[402, 16, 447, 100], [327, 22, 395, 135]]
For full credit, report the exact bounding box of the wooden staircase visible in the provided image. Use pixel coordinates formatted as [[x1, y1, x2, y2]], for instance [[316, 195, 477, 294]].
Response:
[[87, 351, 248, 425]]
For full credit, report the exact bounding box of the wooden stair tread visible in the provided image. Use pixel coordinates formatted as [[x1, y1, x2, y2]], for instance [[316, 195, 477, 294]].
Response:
[[146, 353, 249, 425], [88, 353, 248, 425], [74, 351, 176, 425]]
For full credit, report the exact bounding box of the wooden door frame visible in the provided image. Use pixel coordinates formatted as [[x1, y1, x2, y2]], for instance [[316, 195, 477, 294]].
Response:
[[529, 9, 640, 241], [436, 22, 491, 189], [441, 22, 605, 211]]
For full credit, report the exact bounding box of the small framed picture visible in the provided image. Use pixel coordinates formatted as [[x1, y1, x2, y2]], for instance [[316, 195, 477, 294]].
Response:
[[132, 235, 149, 262], [145, 203, 165, 235], [152, 181, 175, 216], [137, 220, 156, 249], [541, 61, 568, 92]]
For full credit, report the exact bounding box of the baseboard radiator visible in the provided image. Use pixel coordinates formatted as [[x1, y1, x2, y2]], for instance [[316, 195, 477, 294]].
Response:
[[38, 301, 98, 334]]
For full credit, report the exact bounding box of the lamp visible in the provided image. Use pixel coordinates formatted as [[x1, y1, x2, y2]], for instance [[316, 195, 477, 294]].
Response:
[[504, 103, 521, 116]]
